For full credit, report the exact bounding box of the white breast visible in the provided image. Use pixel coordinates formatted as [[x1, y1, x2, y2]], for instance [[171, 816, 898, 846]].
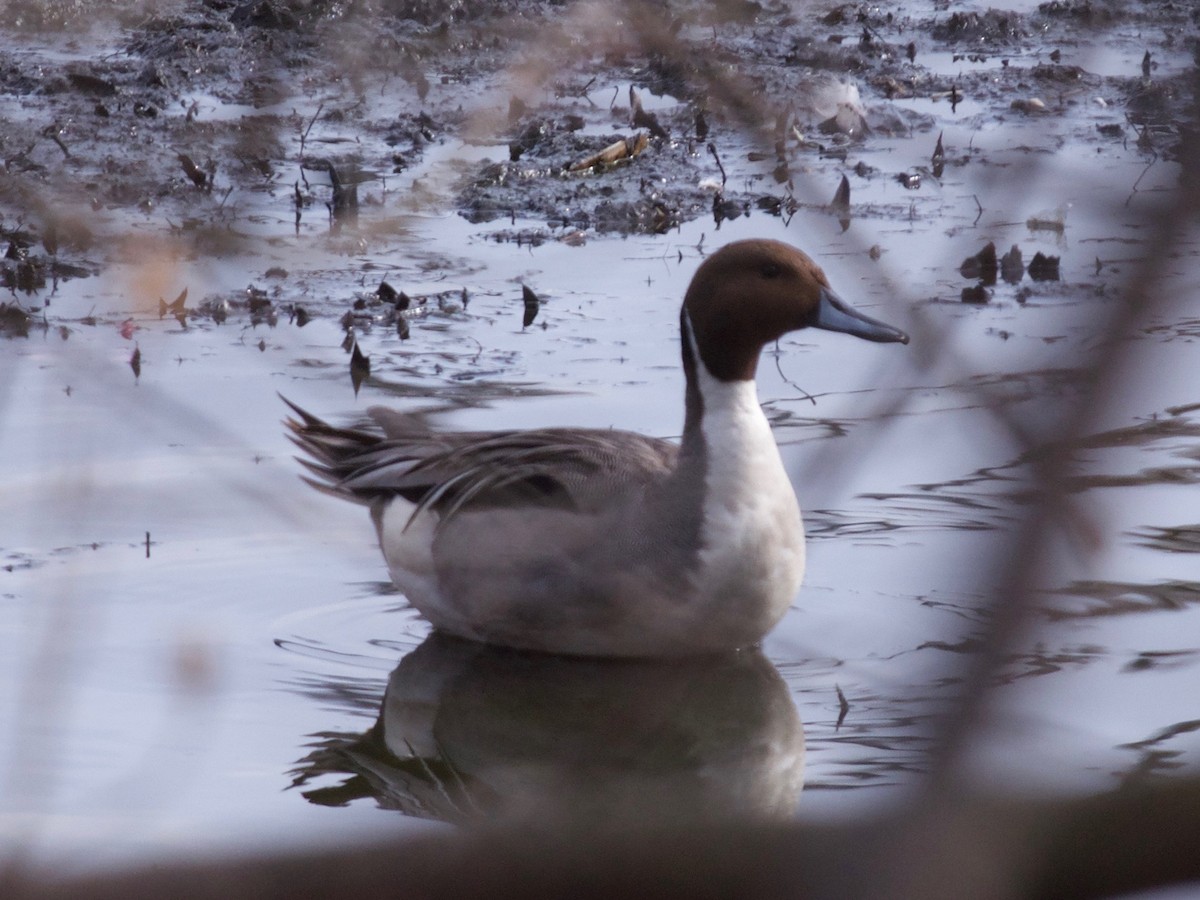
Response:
[[693, 369, 805, 627]]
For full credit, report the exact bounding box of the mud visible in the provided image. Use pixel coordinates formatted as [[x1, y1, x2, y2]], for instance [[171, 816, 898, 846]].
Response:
[[2, 0, 1197, 331]]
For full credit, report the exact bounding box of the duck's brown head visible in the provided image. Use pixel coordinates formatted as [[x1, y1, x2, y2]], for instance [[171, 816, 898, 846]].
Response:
[[682, 239, 908, 382]]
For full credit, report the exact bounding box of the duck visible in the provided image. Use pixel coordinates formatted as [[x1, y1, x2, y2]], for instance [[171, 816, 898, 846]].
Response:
[[284, 238, 908, 658]]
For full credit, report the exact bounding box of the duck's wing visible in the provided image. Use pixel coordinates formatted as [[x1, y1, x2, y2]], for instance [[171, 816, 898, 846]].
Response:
[[282, 397, 678, 522]]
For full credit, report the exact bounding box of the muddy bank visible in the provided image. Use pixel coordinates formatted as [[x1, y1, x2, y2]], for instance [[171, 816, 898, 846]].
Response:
[[1, 0, 1196, 336]]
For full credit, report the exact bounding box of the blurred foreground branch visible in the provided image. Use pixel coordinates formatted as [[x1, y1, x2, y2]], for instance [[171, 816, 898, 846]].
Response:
[[7, 776, 1200, 900]]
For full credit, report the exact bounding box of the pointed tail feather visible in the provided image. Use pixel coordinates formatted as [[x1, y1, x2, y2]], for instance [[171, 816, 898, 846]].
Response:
[[281, 394, 387, 503]]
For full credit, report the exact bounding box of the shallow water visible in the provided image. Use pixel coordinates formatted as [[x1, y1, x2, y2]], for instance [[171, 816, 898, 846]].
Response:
[[2, 0, 1199, 876]]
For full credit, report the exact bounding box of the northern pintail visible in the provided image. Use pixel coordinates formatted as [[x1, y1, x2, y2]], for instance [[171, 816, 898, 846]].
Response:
[[285, 239, 908, 658]]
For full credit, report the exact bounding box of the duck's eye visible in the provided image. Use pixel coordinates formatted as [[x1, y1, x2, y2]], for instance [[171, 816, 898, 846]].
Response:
[[761, 262, 782, 279]]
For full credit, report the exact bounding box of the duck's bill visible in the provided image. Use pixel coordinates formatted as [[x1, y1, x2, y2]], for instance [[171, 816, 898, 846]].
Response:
[[814, 286, 909, 344]]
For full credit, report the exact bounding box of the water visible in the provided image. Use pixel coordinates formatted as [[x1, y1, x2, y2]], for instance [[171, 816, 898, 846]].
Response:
[[1, 0, 1198, 881]]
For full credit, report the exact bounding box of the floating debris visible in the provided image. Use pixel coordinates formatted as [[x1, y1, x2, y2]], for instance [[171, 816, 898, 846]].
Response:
[[712, 194, 746, 226], [960, 241, 998, 285], [934, 9, 1024, 43], [350, 340, 370, 394], [0, 303, 31, 338], [376, 281, 398, 304], [568, 132, 648, 172], [896, 171, 921, 190], [327, 161, 358, 225], [177, 153, 209, 191], [961, 284, 990, 304], [1027, 209, 1066, 233], [830, 174, 851, 231], [245, 286, 273, 321], [629, 87, 668, 140], [772, 108, 790, 172], [1000, 245, 1024, 284], [36, 114, 67, 155], [522, 285, 540, 328], [830, 174, 851, 210], [67, 72, 116, 97], [754, 193, 797, 221], [158, 287, 188, 326], [1010, 97, 1046, 114], [818, 101, 868, 139], [1028, 252, 1061, 281], [811, 80, 869, 140], [302, 159, 360, 227], [509, 119, 548, 161], [393, 292, 431, 333], [1032, 63, 1085, 83], [1, 238, 45, 294]]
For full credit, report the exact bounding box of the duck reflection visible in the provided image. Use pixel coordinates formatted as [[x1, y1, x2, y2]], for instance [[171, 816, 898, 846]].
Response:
[[291, 633, 805, 827]]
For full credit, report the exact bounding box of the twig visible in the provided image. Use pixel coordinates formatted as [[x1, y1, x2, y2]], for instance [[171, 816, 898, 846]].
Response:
[[298, 102, 324, 160], [706, 142, 726, 188]]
